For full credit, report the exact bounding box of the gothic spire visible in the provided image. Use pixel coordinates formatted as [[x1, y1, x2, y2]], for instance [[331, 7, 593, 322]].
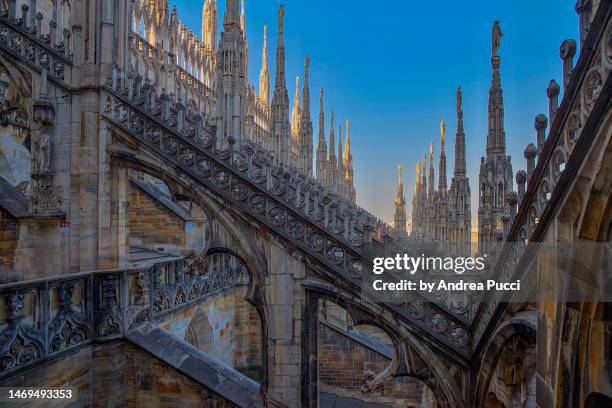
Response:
[[240, 0, 246, 36], [269, 5, 290, 164], [338, 124, 344, 171], [422, 154, 427, 197], [291, 75, 301, 138], [317, 89, 325, 150], [454, 87, 466, 176], [274, 5, 286, 90], [338, 124, 345, 196], [299, 55, 313, 176], [487, 21, 506, 155], [396, 164, 405, 204], [344, 119, 351, 163], [301, 56, 311, 124], [316, 88, 327, 184], [259, 25, 270, 104], [223, 0, 239, 28], [394, 164, 407, 235], [428, 143, 435, 198], [241, 0, 248, 80], [328, 110, 337, 191], [344, 118, 355, 202], [329, 110, 336, 160], [438, 120, 447, 194]]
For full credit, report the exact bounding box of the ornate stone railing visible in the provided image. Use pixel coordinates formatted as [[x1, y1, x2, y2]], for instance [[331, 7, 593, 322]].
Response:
[[0, 252, 250, 378], [0, 7, 72, 83], [102, 77, 472, 357], [472, 3, 612, 350], [129, 32, 214, 119]]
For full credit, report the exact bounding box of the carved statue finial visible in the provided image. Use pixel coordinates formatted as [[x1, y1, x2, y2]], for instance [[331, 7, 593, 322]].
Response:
[[304, 54, 310, 73], [320, 88, 324, 109], [456, 86, 463, 112], [397, 163, 403, 180], [492, 20, 503, 58], [34, 132, 51, 174], [440, 120, 446, 145], [278, 5, 284, 35], [429, 142, 434, 157]]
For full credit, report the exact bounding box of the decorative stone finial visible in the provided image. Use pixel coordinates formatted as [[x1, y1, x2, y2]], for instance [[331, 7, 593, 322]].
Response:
[[534, 114, 548, 151], [560, 39, 577, 89], [456, 86, 462, 112], [524, 143, 537, 159], [547, 79, 560, 124], [492, 21, 503, 58], [278, 4, 284, 35]]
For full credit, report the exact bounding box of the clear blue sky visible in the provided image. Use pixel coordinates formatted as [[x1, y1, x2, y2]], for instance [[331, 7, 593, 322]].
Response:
[[170, 0, 579, 223]]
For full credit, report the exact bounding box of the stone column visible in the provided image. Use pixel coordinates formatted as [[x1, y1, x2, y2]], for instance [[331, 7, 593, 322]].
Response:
[[20, 4, 29, 30], [35, 12, 42, 39], [560, 39, 577, 90], [96, 120, 129, 269], [525, 144, 537, 181], [575, 0, 593, 46], [516, 170, 527, 204], [265, 240, 305, 407], [49, 20, 57, 47], [547, 80, 560, 125], [29, 0, 36, 30], [63, 29, 71, 56], [535, 114, 548, 154], [8, 0, 16, 22]]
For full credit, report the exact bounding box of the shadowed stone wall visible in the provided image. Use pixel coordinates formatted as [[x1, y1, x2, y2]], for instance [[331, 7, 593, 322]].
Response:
[[319, 323, 426, 403], [128, 184, 186, 250], [92, 341, 239, 408], [159, 287, 264, 382]]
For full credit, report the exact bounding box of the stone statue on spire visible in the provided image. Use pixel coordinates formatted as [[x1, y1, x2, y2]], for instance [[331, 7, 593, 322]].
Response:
[[278, 5, 284, 34], [492, 21, 502, 58], [456, 86, 462, 112], [440, 120, 446, 145]]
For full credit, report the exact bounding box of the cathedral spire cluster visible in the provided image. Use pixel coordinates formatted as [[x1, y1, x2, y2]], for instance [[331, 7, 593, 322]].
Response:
[[407, 104, 471, 253], [204, 2, 356, 200], [405, 21, 519, 256]]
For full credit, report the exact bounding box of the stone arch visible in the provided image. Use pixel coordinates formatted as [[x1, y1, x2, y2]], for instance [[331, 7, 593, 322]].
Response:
[[474, 311, 537, 408], [185, 305, 213, 352], [193, 249, 264, 382], [156, 247, 267, 384], [317, 299, 447, 406], [304, 280, 464, 407]]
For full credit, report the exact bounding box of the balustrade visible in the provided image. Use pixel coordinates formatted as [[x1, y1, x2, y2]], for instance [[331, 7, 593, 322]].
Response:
[[0, 252, 250, 378], [0, 8, 71, 82]]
